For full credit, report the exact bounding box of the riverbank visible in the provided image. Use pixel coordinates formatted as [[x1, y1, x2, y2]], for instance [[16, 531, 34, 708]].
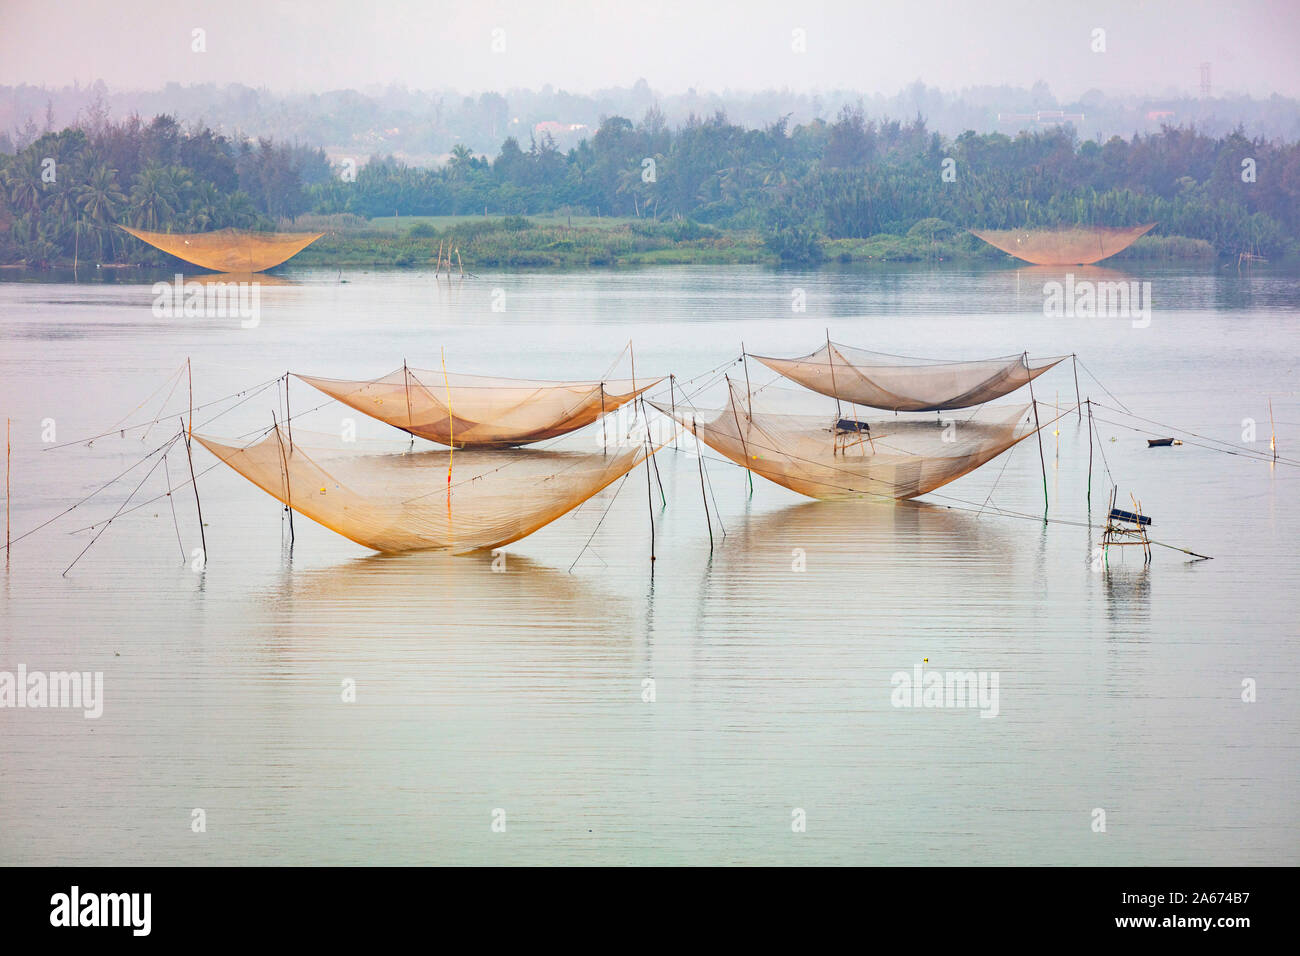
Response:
[[250, 217, 1223, 269], [2, 213, 1226, 270]]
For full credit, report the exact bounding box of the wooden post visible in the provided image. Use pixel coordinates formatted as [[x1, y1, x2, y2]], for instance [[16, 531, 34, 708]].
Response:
[[457, 248, 464, 278], [600, 382, 607, 456]]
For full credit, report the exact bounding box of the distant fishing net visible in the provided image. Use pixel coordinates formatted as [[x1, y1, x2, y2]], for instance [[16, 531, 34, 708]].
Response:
[[296, 369, 661, 449], [651, 380, 1038, 500], [120, 226, 323, 273], [969, 224, 1156, 265], [193, 427, 653, 553], [751, 344, 1065, 412]]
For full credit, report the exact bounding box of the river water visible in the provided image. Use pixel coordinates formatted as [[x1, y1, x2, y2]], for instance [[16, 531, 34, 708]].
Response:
[[1, 262, 1297, 864]]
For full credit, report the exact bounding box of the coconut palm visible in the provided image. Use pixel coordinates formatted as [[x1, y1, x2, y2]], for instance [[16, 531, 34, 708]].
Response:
[[74, 164, 125, 260], [129, 164, 181, 230]]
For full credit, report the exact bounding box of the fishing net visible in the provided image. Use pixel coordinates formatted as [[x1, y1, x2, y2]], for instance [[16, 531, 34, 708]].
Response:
[[295, 369, 662, 449], [193, 427, 654, 553], [651, 380, 1039, 500], [751, 344, 1065, 412], [969, 224, 1156, 265], [120, 226, 323, 273]]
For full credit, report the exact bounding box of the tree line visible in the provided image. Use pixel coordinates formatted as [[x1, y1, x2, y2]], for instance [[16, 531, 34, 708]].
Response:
[[3, 106, 1297, 265]]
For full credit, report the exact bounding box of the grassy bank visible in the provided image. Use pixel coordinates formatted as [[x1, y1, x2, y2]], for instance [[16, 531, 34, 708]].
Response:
[[282, 216, 1223, 270], [4, 213, 1231, 270]]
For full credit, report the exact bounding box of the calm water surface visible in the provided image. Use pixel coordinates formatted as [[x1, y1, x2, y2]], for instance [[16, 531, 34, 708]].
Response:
[[1, 263, 1297, 865]]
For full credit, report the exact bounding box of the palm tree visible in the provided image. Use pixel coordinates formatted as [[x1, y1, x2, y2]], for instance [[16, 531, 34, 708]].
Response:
[[4, 161, 41, 216], [448, 144, 475, 181], [129, 165, 180, 230], [74, 164, 125, 261]]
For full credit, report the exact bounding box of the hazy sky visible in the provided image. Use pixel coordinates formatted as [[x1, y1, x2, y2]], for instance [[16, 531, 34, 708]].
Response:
[[3, 0, 1299, 98]]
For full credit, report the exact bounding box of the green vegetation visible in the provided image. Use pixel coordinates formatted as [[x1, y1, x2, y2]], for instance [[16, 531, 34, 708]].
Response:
[[2, 107, 1296, 268]]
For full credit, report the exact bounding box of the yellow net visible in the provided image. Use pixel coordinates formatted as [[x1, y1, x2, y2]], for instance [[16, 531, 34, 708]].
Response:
[[194, 427, 654, 553], [652, 380, 1039, 501], [970, 224, 1156, 265], [120, 226, 323, 273], [296, 368, 662, 449], [751, 344, 1065, 412]]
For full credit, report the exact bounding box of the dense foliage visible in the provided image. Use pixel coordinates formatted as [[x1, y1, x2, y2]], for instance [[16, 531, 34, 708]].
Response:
[[0, 114, 328, 265], [2, 106, 1297, 266]]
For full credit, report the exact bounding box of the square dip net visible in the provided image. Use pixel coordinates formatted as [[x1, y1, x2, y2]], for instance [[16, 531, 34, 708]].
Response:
[[295, 368, 661, 449], [652, 379, 1039, 501], [120, 226, 323, 273], [193, 426, 653, 553], [751, 343, 1064, 412]]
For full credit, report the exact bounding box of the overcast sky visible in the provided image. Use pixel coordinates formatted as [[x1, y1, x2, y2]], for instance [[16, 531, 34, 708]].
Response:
[[3, 0, 1298, 99]]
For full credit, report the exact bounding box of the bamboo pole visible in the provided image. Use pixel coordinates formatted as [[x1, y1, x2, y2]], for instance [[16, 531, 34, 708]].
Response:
[[669, 374, 678, 450], [726, 374, 754, 496], [600, 382, 607, 456], [1269, 397, 1277, 461], [741, 342, 753, 418], [1026, 354, 1048, 520], [284, 372, 293, 455], [1086, 399, 1094, 521], [271, 412, 293, 544], [644, 398, 665, 507], [403, 360, 414, 432], [181, 416, 207, 559], [441, 347, 453, 508], [826, 329, 842, 421], [1072, 354, 1082, 422], [644, 431, 655, 563], [5, 417, 9, 568], [693, 415, 713, 552]]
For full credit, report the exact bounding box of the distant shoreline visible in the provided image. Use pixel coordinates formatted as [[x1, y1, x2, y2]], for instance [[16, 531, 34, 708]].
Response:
[[1, 222, 1224, 272]]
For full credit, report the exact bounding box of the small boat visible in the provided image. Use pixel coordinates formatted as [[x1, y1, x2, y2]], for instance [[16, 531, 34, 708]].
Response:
[[1147, 437, 1182, 447]]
